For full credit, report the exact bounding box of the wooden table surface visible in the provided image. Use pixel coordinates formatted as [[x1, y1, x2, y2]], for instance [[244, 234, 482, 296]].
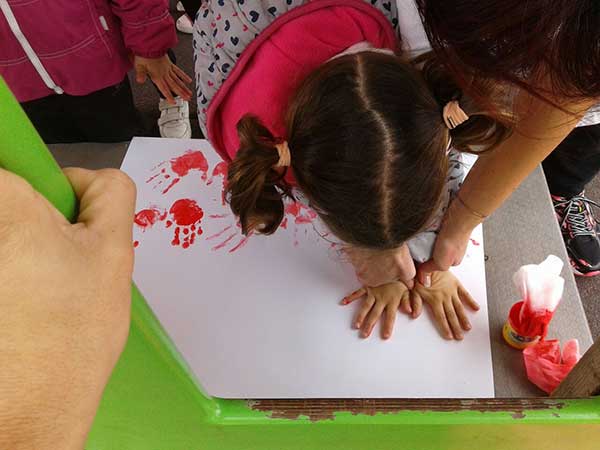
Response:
[[49, 142, 593, 398]]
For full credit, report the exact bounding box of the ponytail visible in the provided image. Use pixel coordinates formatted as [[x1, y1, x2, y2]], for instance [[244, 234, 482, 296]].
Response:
[[417, 52, 514, 154], [226, 115, 292, 235]]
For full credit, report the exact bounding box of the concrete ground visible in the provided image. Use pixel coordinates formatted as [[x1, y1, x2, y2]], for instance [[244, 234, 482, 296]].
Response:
[[49, 7, 600, 341]]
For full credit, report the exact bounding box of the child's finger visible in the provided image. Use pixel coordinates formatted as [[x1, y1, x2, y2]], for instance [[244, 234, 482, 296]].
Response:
[[458, 284, 480, 311], [382, 300, 400, 339], [432, 303, 453, 340], [453, 295, 472, 331], [172, 63, 193, 84], [410, 291, 423, 318], [443, 301, 464, 340], [353, 293, 375, 329], [399, 291, 412, 315], [361, 301, 386, 338], [341, 288, 366, 305]]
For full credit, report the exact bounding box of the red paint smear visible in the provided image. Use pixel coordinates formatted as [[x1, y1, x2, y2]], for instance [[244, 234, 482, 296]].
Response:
[[281, 217, 288, 229], [229, 235, 250, 253], [134, 207, 166, 229], [285, 202, 317, 224], [212, 232, 236, 250], [150, 161, 167, 172], [213, 161, 228, 178], [168, 199, 204, 249], [161, 177, 181, 194], [207, 225, 233, 240], [209, 213, 227, 219], [207, 161, 228, 186], [133, 241, 139, 248], [470, 238, 480, 246], [170, 150, 209, 180], [172, 227, 181, 246], [146, 172, 162, 183], [169, 199, 204, 226]]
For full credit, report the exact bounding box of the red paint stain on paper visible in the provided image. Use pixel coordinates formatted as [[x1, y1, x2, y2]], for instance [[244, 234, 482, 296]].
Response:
[[147, 150, 209, 194], [133, 241, 139, 248], [134, 207, 166, 230], [207, 225, 233, 240], [285, 202, 317, 225], [229, 235, 251, 253], [207, 161, 228, 186], [470, 238, 480, 246], [168, 199, 204, 249], [171, 151, 209, 179], [209, 213, 227, 219], [212, 232, 236, 250]]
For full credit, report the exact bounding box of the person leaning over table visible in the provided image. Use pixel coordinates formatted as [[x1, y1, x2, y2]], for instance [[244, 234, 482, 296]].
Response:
[[0, 167, 136, 450], [354, 0, 600, 287]]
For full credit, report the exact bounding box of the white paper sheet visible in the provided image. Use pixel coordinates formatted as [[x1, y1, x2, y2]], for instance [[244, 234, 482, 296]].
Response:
[[122, 137, 494, 398]]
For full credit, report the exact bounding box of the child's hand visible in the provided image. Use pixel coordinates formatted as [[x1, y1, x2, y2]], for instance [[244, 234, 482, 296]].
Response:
[[341, 282, 410, 339], [412, 271, 480, 340]]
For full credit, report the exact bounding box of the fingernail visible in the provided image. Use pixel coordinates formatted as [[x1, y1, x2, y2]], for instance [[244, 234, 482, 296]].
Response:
[[383, 333, 390, 339], [355, 322, 361, 329], [466, 324, 472, 330], [424, 275, 431, 288]]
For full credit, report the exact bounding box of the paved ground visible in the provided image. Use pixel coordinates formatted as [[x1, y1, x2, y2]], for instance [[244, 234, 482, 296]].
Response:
[[53, 6, 600, 341]]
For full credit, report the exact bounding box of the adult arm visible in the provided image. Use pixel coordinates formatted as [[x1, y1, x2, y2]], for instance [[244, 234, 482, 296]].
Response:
[[0, 168, 136, 450], [418, 92, 597, 281]]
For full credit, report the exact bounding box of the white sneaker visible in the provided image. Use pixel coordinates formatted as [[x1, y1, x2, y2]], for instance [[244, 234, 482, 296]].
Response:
[[176, 1, 185, 12], [158, 97, 191, 139], [176, 14, 193, 34]]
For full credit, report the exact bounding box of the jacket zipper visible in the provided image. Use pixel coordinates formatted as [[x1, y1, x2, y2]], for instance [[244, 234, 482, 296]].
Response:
[[0, 0, 64, 94]]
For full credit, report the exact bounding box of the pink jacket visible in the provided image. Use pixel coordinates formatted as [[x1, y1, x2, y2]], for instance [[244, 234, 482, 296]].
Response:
[[206, 0, 398, 185], [0, 0, 177, 102]]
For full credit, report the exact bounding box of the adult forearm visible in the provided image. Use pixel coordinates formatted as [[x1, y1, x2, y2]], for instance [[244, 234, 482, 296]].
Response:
[[458, 96, 595, 220], [0, 351, 109, 450]]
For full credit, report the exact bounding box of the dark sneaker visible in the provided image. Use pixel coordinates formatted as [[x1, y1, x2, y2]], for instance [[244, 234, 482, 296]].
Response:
[[552, 192, 600, 277]]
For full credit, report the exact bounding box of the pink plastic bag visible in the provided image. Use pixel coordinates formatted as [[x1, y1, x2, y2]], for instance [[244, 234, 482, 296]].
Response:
[[523, 339, 580, 394]]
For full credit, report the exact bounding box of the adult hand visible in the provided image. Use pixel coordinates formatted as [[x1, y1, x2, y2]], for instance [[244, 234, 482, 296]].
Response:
[[134, 54, 193, 104], [345, 243, 416, 288], [417, 197, 481, 287], [0, 168, 136, 450]]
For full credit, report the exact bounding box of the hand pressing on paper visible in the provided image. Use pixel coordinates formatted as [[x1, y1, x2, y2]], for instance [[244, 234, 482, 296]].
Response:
[[341, 282, 413, 340], [412, 271, 479, 340]]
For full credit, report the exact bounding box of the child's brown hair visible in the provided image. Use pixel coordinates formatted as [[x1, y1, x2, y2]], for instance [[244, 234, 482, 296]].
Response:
[[227, 52, 511, 250]]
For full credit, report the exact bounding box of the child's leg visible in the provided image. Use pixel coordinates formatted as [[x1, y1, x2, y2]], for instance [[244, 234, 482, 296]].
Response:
[[21, 94, 84, 144], [21, 77, 144, 144], [542, 124, 600, 276]]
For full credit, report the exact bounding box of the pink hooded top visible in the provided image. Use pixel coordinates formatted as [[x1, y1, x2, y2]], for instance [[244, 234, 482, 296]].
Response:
[[0, 0, 176, 102], [205, 0, 398, 183]]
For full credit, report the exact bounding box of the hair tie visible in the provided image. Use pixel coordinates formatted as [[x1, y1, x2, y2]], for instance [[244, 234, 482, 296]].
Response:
[[443, 101, 469, 129], [275, 141, 291, 168]]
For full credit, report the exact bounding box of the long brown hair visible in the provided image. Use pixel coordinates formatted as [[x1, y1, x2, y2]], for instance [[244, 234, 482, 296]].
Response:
[[416, 0, 600, 104], [227, 52, 510, 250]]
